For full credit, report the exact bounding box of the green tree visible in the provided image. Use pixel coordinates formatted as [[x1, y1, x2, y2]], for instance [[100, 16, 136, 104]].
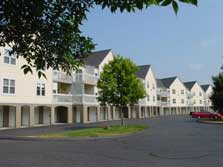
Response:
[[97, 56, 146, 125], [0, 0, 198, 77], [210, 72, 223, 114]]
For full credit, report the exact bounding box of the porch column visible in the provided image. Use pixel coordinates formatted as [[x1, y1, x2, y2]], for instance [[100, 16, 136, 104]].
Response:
[[81, 105, 88, 123], [160, 107, 164, 116], [51, 106, 55, 124], [138, 106, 142, 119], [107, 106, 111, 120], [97, 106, 100, 121], [68, 105, 73, 124], [30, 105, 35, 127], [16, 105, 21, 128]]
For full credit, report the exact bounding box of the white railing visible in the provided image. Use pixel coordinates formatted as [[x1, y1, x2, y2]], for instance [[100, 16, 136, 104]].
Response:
[[53, 94, 73, 104], [157, 101, 170, 106], [157, 90, 170, 97], [73, 94, 98, 104], [83, 73, 98, 85], [53, 71, 72, 83]]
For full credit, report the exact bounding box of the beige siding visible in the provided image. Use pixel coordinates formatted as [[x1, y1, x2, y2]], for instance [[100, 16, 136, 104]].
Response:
[[0, 47, 53, 105], [169, 78, 187, 107]]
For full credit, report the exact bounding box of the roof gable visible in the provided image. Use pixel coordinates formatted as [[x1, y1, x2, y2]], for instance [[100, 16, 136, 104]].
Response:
[[136, 65, 151, 79], [83, 49, 111, 67], [159, 76, 178, 88], [156, 79, 166, 88], [201, 84, 211, 92], [184, 81, 197, 90]]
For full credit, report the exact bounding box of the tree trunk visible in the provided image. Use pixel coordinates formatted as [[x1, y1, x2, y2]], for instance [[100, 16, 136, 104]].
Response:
[[121, 106, 125, 126]]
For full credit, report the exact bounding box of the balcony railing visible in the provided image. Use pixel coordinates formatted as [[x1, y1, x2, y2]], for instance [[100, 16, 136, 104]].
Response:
[[157, 101, 170, 106], [53, 71, 72, 83], [53, 94, 73, 104], [73, 94, 98, 104], [157, 90, 170, 97]]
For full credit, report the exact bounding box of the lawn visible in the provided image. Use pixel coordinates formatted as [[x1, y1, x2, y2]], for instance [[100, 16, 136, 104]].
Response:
[[35, 125, 147, 138]]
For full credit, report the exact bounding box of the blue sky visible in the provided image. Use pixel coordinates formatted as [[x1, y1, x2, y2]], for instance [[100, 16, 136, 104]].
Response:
[[81, 0, 223, 84]]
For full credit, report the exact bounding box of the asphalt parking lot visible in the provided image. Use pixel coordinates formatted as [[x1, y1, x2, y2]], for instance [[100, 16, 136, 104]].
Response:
[[0, 115, 223, 167]]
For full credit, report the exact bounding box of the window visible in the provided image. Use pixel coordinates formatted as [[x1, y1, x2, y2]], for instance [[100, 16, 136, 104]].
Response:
[[152, 84, 155, 90], [181, 90, 184, 95], [181, 99, 185, 104], [4, 49, 16, 65], [3, 79, 15, 94], [200, 100, 202, 104], [199, 92, 202, 96], [172, 89, 176, 94], [37, 83, 45, 96], [172, 99, 176, 104], [153, 96, 156, 102], [76, 69, 82, 81], [146, 82, 149, 88], [147, 95, 150, 102]]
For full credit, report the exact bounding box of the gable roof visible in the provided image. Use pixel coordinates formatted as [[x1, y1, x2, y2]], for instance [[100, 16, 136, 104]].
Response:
[[201, 84, 211, 92], [159, 76, 178, 88], [83, 49, 111, 67], [136, 65, 151, 79], [184, 81, 197, 90], [156, 79, 166, 88]]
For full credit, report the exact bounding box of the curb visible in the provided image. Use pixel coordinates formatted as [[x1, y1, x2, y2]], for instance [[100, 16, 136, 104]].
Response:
[[197, 119, 223, 124], [0, 128, 148, 142]]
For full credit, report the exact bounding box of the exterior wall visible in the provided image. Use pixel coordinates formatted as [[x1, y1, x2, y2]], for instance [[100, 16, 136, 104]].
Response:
[[205, 86, 213, 106], [98, 51, 114, 73], [139, 68, 157, 106], [0, 47, 53, 106], [169, 78, 188, 107], [189, 83, 205, 107]]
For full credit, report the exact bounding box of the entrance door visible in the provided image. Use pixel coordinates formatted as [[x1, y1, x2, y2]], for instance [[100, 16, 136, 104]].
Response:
[[3, 106, 9, 127], [39, 107, 44, 124]]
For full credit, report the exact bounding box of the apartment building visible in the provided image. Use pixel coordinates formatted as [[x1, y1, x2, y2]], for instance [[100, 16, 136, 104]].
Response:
[[201, 84, 213, 111], [0, 46, 214, 129], [0, 46, 54, 129], [157, 77, 189, 115], [184, 81, 205, 112], [137, 65, 159, 118]]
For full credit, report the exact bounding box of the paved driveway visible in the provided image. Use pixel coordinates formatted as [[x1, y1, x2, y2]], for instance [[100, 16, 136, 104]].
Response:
[[0, 116, 223, 167]]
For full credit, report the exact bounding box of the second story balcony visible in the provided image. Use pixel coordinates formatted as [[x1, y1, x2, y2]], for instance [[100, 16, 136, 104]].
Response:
[[157, 89, 170, 97], [53, 94, 73, 104], [157, 101, 170, 106], [53, 71, 72, 84], [73, 94, 98, 105]]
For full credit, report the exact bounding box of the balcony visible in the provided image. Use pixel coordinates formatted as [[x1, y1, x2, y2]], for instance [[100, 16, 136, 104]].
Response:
[[157, 101, 170, 106], [73, 94, 98, 104], [157, 90, 170, 97], [53, 94, 73, 104], [53, 71, 72, 84]]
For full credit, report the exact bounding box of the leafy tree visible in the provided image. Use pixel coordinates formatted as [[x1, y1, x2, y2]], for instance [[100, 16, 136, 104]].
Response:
[[97, 56, 146, 125], [0, 0, 198, 77], [210, 72, 223, 114]]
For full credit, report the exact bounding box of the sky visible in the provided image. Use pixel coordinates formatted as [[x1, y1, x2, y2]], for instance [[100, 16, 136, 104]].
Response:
[[81, 0, 223, 84]]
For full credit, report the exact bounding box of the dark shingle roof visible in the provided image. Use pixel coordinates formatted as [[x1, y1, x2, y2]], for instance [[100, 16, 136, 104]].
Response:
[[159, 76, 178, 88], [156, 79, 166, 88], [136, 65, 151, 79], [201, 84, 211, 92], [83, 49, 111, 67], [184, 81, 197, 90]]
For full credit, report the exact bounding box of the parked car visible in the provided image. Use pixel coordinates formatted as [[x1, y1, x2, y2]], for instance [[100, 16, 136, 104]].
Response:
[[192, 111, 223, 119]]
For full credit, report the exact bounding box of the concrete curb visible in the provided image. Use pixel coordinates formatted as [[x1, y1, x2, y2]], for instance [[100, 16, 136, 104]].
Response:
[[0, 127, 148, 142], [197, 119, 223, 124]]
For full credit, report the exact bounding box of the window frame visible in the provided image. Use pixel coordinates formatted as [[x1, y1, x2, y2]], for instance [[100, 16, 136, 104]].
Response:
[[2, 78, 16, 95], [3, 49, 16, 65], [36, 83, 46, 96]]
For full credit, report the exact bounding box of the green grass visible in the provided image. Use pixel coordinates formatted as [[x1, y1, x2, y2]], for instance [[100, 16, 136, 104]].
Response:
[[36, 125, 148, 138]]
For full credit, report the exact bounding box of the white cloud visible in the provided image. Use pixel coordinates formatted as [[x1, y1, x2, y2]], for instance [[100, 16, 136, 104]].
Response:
[[188, 63, 204, 71], [200, 38, 218, 48]]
